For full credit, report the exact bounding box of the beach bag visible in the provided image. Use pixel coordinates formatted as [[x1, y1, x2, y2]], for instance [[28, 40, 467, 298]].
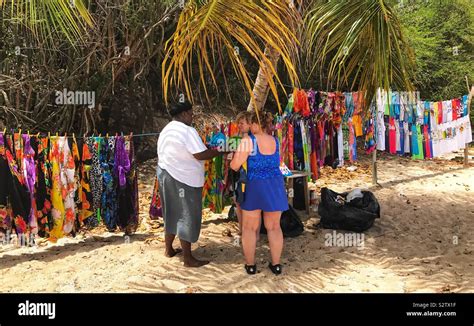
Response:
[[235, 161, 248, 205], [260, 205, 304, 238], [293, 176, 306, 210], [317, 187, 380, 232]]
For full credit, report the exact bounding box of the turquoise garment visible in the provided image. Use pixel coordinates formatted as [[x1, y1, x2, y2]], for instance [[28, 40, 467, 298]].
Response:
[[462, 95, 468, 117], [411, 124, 419, 156]]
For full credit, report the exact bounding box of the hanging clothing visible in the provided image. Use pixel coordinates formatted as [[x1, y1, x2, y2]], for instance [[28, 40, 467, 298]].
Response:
[[398, 120, 404, 155], [2, 137, 31, 235], [0, 133, 12, 232], [412, 125, 424, 160], [22, 134, 38, 234], [293, 122, 304, 170], [364, 112, 376, 154], [352, 114, 363, 137], [86, 137, 103, 226], [389, 117, 397, 154], [149, 176, 162, 220], [344, 92, 354, 122], [317, 121, 325, 166], [101, 136, 118, 231], [58, 136, 76, 235], [337, 124, 344, 167], [309, 123, 318, 179], [423, 101, 430, 126], [423, 125, 432, 159], [13, 133, 23, 171], [71, 137, 82, 233], [437, 101, 443, 125], [293, 89, 311, 117], [300, 121, 311, 179], [288, 122, 294, 170], [442, 101, 449, 123], [395, 121, 401, 154], [35, 137, 52, 238], [48, 136, 65, 241], [79, 140, 93, 225], [376, 95, 386, 151], [342, 123, 350, 161], [452, 98, 460, 121], [400, 92, 407, 122], [461, 95, 468, 117], [403, 122, 411, 154], [411, 124, 419, 157], [116, 136, 139, 234], [348, 120, 357, 162]]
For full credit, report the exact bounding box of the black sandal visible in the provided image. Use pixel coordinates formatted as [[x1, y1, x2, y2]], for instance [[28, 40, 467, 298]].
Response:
[[268, 263, 282, 275], [244, 264, 257, 275]]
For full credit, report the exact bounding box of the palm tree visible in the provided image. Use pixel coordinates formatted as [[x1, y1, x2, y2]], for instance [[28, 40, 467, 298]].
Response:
[[161, 0, 301, 115], [163, 0, 415, 113], [305, 0, 415, 111], [0, 0, 93, 45]]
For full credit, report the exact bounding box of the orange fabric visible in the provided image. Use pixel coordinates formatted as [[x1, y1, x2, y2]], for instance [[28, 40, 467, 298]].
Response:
[[310, 151, 318, 180], [352, 114, 363, 137], [288, 122, 294, 170], [293, 89, 311, 117]]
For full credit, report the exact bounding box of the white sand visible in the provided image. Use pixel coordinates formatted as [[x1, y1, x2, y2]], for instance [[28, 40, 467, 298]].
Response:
[[0, 150, 473, 293]]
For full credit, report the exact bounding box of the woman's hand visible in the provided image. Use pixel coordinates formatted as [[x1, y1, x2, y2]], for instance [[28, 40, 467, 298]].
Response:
[[230, 135, 252, 171]]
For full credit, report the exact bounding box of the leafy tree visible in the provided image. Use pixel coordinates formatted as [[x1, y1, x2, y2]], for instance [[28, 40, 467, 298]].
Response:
[[398, 0, 474, 100]]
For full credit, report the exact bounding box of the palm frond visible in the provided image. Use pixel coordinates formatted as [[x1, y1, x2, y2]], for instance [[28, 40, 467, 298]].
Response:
[[305, 0, 415, 112], [162, 0, 301, 111], [0, 0, 93, 46]]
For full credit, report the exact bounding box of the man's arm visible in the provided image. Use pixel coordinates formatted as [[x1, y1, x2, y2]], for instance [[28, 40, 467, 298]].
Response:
[[193, 148, 223, 161]]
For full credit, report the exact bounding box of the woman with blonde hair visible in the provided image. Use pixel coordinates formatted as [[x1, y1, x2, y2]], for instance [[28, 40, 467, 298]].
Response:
[[230, 111, 287, 275]]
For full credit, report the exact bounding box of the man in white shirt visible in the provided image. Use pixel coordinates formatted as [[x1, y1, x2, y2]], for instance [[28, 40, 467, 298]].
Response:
[[157, 101, 223, 267]]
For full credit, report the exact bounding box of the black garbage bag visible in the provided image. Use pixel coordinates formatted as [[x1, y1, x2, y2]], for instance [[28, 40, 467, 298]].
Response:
[[227, 203, 237, 221], [318, 187, 380, 232], [293, 177, 306, 210], [260, 205, 304, 238]]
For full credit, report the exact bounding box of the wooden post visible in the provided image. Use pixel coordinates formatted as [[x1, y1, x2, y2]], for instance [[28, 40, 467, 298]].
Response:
[[372, 149, 377, 185], [465, 146, 469, 168], [464, 77, 473, 168]]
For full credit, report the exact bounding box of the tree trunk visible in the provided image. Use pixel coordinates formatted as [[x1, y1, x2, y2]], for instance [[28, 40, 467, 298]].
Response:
[[246, 44, 281, 112]]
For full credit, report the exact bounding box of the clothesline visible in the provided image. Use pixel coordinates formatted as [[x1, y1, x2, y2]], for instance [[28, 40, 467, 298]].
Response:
[[279, 85, 471, 106], [0, 132, 140, 241], [0, 131, 161, 139]]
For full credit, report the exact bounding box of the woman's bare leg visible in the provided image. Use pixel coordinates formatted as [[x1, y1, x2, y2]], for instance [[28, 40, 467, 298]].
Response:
[[263, 211, 283, 265], [241, 209, 261, 265]]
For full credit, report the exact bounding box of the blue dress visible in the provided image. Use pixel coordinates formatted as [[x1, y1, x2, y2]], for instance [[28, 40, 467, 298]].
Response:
[[240, 134, 289, 212]]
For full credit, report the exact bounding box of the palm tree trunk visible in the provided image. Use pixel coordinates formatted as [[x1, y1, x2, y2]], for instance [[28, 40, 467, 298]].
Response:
[[247, 44, 281, 112]]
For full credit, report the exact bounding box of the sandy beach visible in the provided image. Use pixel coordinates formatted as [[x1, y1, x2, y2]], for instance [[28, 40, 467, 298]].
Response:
[[1, 149, 473, 293]]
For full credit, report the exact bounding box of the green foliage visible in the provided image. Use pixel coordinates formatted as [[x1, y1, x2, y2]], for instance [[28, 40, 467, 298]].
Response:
[[398, 0, 474, 100]]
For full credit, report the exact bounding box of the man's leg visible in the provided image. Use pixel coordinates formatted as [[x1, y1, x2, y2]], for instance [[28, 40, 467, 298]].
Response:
[[164, 232, 182, 257], [180, 239, 209, 267]]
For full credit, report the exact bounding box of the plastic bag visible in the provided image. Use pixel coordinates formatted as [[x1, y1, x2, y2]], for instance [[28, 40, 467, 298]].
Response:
[[260, 205, 304, 238], [318, 187, 380, 232]]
